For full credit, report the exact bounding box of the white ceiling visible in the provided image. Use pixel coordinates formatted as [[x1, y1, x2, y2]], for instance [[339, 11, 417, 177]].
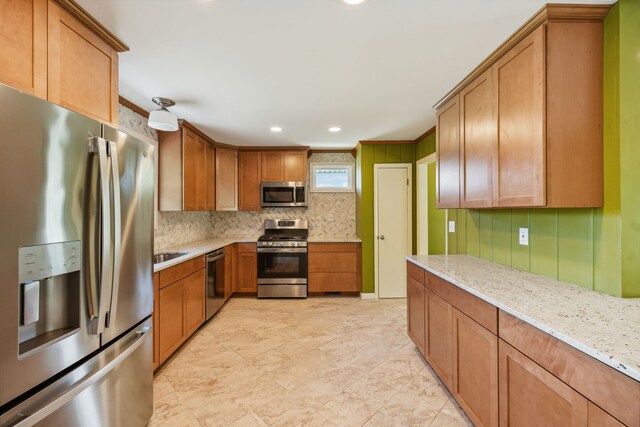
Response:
[[77, 0, 613, 148]]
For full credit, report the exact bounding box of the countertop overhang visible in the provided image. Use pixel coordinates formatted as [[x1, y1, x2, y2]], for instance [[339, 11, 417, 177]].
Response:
[[406, 254, 640, 382]]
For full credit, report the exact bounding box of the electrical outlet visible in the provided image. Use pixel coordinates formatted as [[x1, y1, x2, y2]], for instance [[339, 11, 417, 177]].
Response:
[[519, 228, 529, 246], [448, 221, 456, 233]]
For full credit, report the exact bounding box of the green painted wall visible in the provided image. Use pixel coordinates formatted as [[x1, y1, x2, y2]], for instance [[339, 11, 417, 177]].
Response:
[[356, 143, 416, 293], [427, 161, 446, 255], [446, 2, 640, 297], [618, 0, 640, 297]]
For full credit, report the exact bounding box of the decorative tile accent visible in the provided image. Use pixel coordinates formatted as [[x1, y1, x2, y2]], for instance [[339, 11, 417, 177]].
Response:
[[210, 153, 357, 239], [118, 104, 158, 140], [119, 104, 357, 250]]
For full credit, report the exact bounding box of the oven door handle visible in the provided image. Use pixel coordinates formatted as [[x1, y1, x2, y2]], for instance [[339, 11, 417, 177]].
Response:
[[257, 248, 307, 253]]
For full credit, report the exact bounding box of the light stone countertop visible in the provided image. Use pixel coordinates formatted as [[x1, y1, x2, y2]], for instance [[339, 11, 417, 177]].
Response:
[[154, 237, 257, 272], [307, 236, 362, 243], [154, 236, 360, 272], [406, 254, 640, 382]]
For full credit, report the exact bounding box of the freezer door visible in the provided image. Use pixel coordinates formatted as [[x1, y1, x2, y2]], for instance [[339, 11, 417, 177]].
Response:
[[100, 126, 155, 345], [0, 318, 153, 427], [0, 84, 101, 407]]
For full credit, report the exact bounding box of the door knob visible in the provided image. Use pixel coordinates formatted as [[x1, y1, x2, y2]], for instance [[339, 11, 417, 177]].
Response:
[[379, 235, 385, 240]]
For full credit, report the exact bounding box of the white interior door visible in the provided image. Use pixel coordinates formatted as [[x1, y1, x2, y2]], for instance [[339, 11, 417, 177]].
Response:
[[375, 164, 412, 299]]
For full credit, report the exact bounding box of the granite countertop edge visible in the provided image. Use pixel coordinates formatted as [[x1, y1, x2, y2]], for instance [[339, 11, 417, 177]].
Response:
[[406, 255, 640, 383], [154, 236, 361, 272]]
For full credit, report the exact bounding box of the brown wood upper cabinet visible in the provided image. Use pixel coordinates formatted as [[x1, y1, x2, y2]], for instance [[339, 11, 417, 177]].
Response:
[[436, 95, 461, 208], [238, 151, 262, 211], [434, 5, 608, 208], [159, 123, 216, 211], [460, 70, 494, 208], [216, 147, 238, 211], [261, 151, 308, 182], [0, 0, 127, 125]]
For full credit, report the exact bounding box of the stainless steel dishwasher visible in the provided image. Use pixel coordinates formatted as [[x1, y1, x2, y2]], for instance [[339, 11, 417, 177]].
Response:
[[206, 249, 226, 320]]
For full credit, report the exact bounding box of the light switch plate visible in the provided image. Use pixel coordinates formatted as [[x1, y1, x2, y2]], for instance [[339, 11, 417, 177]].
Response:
[[448, 221, 456, 233], [519, 228, 529, 246]]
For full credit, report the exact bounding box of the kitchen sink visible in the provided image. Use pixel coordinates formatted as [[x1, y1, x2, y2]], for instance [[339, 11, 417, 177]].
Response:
[[153, 252, 187, 264]]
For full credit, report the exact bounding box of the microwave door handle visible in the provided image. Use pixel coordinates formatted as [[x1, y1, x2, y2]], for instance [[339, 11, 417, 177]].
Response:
[[88, 138, 112, 335], [106, 140, 121, 328]]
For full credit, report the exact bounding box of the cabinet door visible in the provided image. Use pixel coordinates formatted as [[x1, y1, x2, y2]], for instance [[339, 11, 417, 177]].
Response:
[[237, 252, 257, 292], [436, 94, 460, 208], [216, 148, 238, 211], [158, 281, 185, 363], [425, 289, 453, 388], [182, 128, 197, 211], [47, 0, 118, 124], [492, 25, 545, 207], [194, 137, 206, 211], [261, 152, 285, 182], [452, 309, 498, 427], [224, 244, 234, 299], [407, 276, 426, 355], [460, 70, 495, 208], [0, 0, 47, 98], [205, 143, 216, 211], [183, 269, 205, 336], [587, 403, 624, 427], [499, 340, 587, 427], [284, 152, 308, 182], [238, 151, 262, 211]]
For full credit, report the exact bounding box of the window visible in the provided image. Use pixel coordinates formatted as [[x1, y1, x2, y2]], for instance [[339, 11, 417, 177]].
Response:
[[310, 162, 355, 192]]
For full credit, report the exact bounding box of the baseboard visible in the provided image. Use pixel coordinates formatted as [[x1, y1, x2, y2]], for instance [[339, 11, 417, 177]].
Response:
[[360, 292, 377, 300]]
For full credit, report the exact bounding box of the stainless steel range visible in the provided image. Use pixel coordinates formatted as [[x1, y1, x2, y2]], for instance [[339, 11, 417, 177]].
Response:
[[257, 220, 308, 298]]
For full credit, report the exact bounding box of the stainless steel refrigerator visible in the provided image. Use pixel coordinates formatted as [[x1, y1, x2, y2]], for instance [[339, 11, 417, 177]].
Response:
[[0, 84, 155, 426]]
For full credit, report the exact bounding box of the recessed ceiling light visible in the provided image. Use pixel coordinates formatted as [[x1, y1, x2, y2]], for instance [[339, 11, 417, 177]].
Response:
[[328, 127, 342, 133], [343, 0, 367, 5], [270, 126, 283, 132]]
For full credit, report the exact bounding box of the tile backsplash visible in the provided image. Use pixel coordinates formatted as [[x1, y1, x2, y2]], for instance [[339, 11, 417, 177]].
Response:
[[119, 103, 356, 251]]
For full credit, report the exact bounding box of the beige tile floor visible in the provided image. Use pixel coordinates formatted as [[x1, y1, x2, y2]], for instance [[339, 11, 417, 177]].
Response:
[[150, 297, 472, 427]]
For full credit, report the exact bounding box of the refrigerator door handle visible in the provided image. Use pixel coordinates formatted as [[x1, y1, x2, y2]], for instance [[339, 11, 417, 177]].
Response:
[[10, 326, 151, 427], [89, 137, 112, 335], [106, 140, 121, 328]]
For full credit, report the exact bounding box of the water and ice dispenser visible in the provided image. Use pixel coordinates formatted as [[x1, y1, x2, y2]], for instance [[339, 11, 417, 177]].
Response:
[[18, 241, 81, 357]]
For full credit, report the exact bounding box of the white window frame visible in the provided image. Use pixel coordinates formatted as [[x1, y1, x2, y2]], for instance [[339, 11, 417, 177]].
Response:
[[310, 162, 355, 193]]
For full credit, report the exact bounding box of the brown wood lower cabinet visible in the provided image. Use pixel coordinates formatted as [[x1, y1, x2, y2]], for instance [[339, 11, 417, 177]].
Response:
[[424, 289, 453, 389], [407, 276, 425, 354], [499, 339, 587, 427], [308, 243, 361, 292], [158, 280, 185, 363], [452, 308, 498, 427], [155, 256, 206, 367], [236, 243, 257, 293], [183, 269, 206, 337], [406, 261, 639, 427]]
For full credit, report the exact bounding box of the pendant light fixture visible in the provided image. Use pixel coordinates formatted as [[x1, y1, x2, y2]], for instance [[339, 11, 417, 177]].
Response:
[[148, 97, 179, 131]]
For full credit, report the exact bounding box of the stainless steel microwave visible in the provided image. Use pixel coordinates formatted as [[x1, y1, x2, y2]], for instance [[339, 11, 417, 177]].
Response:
[[260, 182, 307, 207]]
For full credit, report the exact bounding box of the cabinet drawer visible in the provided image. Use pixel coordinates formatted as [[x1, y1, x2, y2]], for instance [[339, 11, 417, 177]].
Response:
[[308, 273, 358, 292], [407, 261, 425, 285], [308, 243, 357, 253], [499, 311, 640, 427], [425, 271, 497, 334], [159, 256, 205, 289], [237, 243, 257, 253], [309, 253, 356, 273]]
